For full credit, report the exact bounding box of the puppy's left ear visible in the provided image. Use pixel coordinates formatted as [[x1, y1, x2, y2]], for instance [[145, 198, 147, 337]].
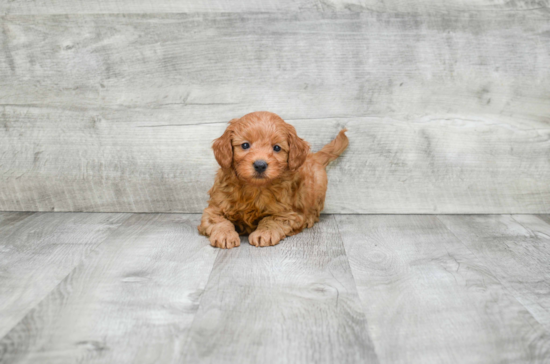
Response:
[[287, 125, 310, 171], [213, 124, 234, 169]]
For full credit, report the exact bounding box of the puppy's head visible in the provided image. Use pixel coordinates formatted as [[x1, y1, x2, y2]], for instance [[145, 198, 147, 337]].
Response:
[[213, 111, 310, 185]]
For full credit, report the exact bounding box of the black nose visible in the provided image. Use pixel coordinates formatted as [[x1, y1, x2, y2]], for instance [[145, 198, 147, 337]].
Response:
[[253, 160, 268, 173]]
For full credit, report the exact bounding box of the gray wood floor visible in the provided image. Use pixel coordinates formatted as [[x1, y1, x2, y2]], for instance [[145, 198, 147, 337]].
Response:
[[1, 212, 549, 363]]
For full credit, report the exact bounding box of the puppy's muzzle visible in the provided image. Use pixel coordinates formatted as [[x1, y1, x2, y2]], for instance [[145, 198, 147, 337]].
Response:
[[253, 160, 268, 174]]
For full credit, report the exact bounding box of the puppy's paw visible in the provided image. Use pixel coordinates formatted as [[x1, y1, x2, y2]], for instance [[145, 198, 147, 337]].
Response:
[[209, 230, 240, 249], [249, 229, 283, 247]]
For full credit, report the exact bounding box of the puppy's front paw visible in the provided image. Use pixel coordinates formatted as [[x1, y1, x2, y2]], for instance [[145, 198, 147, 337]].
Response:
[[249, 229, 283, 247], [210, 230, 240, 249]]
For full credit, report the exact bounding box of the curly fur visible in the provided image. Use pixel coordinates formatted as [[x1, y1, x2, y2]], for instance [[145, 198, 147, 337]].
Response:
[[198, 111, 348, 248]]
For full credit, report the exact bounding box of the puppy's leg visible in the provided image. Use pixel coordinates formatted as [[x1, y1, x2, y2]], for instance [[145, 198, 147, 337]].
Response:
[[198, 207, 240, 249], [249, 213, 305, 247]]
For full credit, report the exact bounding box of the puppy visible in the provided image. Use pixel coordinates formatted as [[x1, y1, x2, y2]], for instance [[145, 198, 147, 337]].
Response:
[[198, 111, 348, 249]]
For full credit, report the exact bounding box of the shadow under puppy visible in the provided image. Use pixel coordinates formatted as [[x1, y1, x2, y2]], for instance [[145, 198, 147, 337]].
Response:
[[198, 111, 348, 248]]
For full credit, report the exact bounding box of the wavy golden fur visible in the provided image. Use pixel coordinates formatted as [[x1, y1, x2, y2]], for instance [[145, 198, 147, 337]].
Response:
[[198, 111, 348, 248]]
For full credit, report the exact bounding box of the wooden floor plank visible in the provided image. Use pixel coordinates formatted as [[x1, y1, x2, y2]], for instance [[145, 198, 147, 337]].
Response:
[[537, 214, 550, 226], [0, 212, 131, 338], [0, 0, 317, 14], [0, 213, 219, 364], [2, 213, 550, 363], [335, 215, 550, 364], [2, 0, 548, 14], [0, 212, 34, 230], [182, 216, 378, 364], [438, 214, 550, 332]]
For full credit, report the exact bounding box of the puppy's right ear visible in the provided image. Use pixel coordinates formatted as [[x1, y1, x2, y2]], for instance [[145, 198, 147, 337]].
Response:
[[212, 123, 234, 169]]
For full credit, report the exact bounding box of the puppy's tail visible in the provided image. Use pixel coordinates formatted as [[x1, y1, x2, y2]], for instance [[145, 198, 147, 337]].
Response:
[[313, 128, 349, 167]]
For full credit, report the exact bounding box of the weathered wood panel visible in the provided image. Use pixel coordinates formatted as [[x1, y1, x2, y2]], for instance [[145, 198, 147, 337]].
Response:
[[1, 12, 549, 213], [438, 214, 550, 331], [0, 214, 219, 364], [1, 13, 549, 120], [0, 0, 548, 14], [1, 111, 549, 213], [0, 0, 316, 15], [316, 0, 550, 12], [183, 216, 378, 363], [0, 212, 130, 338], [336, 215, 550, 364]]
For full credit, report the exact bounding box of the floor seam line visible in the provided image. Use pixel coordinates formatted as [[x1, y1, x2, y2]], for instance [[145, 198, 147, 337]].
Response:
[[332, 215, 382, 364], [176, 244, 222, 356], [0, 212, 136, 341]]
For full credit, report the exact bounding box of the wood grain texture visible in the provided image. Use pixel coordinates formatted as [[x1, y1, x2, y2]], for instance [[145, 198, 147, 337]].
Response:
[[0, 213, 219, 364], [1, 12, 550, 213], [0, 0, 318, 15], [1, 112, 549, 213], [1, 0, 548, 14], [438, 214, 550, 332], [0, 211, 33, 228], [0, 212, 131, 338], [1, 13, 548, 119], [2, 212, 550, 363], [183, 215, 378, 364], [538, 214, 550, 225], [316, 0, 550, 12], [335, 215, 550, 364]]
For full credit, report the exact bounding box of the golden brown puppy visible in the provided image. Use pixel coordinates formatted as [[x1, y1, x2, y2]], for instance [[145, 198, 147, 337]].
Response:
[[198, 111, 348, 248]]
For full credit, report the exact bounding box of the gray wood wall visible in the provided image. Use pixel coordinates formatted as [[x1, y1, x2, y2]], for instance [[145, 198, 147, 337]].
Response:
[[1, 2, 549, 213]]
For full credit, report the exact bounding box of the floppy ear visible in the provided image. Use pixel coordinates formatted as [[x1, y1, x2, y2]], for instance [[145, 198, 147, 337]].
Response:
[[287, 125, 310, 171], [212, 126, 233, 169]]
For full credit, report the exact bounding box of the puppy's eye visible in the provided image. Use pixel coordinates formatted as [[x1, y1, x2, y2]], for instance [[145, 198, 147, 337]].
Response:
[[273, 145, 281, 152], [241, 142, 250, 150]]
